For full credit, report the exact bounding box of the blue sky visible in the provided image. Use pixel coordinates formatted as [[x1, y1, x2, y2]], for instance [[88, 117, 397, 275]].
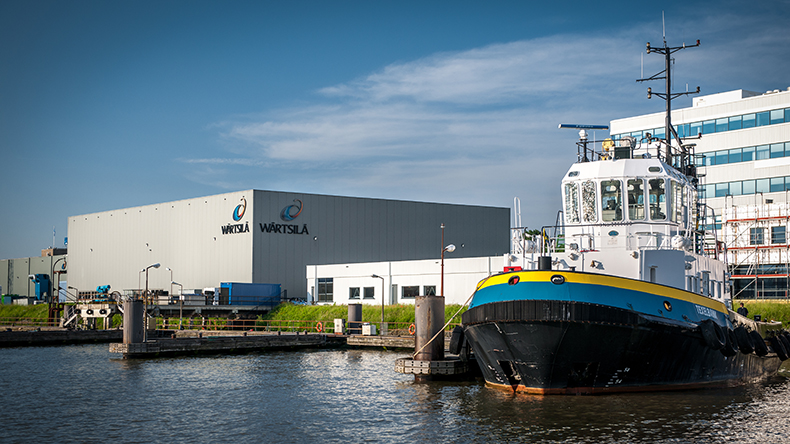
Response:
[[2, 0, 790, 260]]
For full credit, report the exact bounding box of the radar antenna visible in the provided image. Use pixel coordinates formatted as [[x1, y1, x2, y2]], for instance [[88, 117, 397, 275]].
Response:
[[558, 123, 609, 162]]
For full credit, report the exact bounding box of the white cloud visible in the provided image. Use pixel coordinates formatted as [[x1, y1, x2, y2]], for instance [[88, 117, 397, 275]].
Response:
[[187, 9, 790, 226]]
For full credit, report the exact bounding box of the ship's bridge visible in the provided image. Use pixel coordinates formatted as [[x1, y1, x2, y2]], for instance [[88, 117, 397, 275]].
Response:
[[561, 157, 696, 252]]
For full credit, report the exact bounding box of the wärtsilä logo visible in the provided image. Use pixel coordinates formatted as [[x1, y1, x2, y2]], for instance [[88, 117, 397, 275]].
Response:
[[233, 197, 247, 221], [222, 196, 250, 235], [280, 199, 303, 221]]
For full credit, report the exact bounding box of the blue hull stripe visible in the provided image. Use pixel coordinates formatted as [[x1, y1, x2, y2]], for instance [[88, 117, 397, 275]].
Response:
[[470, 271, 729, 326]]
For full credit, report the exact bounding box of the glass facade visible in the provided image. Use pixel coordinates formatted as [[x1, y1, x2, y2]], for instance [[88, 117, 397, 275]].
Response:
[[612, 106, 790, 141], [698, 175, 790, 199], [696, 141, 788, 167]]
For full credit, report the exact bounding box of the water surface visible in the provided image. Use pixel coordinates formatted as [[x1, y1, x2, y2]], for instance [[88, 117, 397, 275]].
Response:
[[2, 345, 789, 443]]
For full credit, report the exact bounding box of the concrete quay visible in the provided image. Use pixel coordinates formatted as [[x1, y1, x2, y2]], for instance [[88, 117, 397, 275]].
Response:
[[0, 327, 123, 347], [110, 332, 347, 358]]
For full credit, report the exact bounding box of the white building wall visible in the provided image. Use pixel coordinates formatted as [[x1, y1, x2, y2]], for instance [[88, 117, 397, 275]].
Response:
[[307, 256, 505, 306], [68, 190, 254, 294]]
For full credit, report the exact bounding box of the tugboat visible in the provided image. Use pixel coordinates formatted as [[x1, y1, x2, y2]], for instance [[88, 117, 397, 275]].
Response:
[[460, 38, 790, 394]]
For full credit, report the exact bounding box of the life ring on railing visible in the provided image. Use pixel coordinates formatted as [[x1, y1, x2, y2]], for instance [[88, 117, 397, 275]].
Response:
[[408, 324, 416, 335], [316, 321, 323, 332]]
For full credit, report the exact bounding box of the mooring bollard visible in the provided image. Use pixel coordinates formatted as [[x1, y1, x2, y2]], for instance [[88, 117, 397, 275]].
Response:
[[414, 294, 445, 362], [394, 294, 468, 380], [122, 300, 144, 344]]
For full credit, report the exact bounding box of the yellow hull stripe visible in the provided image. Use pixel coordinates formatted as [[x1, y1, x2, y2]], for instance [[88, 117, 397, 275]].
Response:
[[476, 271, 728, 315]]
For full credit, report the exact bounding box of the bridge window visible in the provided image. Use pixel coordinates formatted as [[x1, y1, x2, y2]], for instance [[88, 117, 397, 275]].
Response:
[[648, 179, 666, 221], [627, 179, 645, 220], [564, 183, 580, 224], [601, 180, 622, 222], [582, 181, 597, 222]]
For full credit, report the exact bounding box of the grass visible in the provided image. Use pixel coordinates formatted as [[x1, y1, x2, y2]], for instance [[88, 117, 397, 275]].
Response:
[[741, 300, 790, 326], [0, 304, 49, 320], [9, 300, 786, 328], [260, 303, 467, 325]]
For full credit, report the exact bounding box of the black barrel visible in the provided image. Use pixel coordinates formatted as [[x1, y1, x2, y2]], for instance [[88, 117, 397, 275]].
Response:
[[538, 256, 552, 271]]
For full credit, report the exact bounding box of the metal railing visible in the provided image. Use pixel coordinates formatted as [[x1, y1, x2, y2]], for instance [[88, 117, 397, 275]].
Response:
[[156, 318, 460, 335], [1, 315, 461, 335], [0, 317, 62, 328]]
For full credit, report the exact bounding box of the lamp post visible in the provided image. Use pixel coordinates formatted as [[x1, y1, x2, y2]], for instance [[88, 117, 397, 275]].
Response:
[[172, 281, 183, 329], [142, 263, 160, 340], [166, 267, 173, 301], [440, 223, 456, 297], [138, 270, 144, 299], [372, 274, 385, 334]]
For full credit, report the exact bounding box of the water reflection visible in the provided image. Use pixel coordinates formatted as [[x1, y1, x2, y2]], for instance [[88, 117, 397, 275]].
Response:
[[1, 345, 789, 443]]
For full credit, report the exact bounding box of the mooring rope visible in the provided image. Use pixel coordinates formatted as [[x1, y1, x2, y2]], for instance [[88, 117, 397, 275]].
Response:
[[411, 275, 493, 359]]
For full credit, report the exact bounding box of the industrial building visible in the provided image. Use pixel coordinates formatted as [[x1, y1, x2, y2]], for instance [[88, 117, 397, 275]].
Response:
[[306, 256, 507, 307], [0, 249, 67, 302], [611, 88, 790, 298], [65, 190, 510, 304]]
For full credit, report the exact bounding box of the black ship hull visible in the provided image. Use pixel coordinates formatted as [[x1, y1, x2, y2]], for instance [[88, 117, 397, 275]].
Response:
[[462, 299, 781, 395]]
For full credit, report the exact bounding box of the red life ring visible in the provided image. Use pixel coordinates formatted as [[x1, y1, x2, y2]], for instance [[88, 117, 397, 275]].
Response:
[[408, 324, 416, 335], [316, 321, 323, 332]]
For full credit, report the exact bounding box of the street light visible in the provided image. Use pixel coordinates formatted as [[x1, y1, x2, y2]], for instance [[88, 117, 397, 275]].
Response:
[[172, 281, 183, 329], [142, 263, 160, 340], [166, 267, 173, 301], [372, 274, 385, 335], [440, 223, 456, 297]]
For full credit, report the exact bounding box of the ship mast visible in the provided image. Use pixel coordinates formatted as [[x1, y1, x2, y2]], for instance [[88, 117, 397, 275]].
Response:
[[636, 25, 700, 171]]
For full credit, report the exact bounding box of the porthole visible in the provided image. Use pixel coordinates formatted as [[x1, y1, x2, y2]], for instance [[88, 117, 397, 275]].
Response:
[[508, 275, 520, 286], [663, 301, 672, 311], [648, 166, 662, 173]]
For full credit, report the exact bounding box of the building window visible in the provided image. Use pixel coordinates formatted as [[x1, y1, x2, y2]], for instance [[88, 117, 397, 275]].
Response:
[[363, 287, 375, 299], [750, 228, 764, 245], [772, 226, 786, 244], [757, 111, 771, 127], [349, 287, 360, 300], [401, 286, 419, 299], [424, 286, 436, 296], [770, 143, 785, 159], [390, 284, 398, 304], [318, 278, 333, 303]]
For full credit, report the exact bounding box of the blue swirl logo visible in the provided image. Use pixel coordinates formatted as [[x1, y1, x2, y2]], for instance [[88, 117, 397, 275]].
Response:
[[280, 199, 303, 221], [233, 197, 247, 221]]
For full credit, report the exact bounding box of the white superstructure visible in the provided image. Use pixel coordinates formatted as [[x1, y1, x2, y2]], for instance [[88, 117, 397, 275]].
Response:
[[611, 88, 790, 299]]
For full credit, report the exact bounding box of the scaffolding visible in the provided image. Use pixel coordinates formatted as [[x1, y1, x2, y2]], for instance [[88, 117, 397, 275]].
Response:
[[723, 196, 790, 299]]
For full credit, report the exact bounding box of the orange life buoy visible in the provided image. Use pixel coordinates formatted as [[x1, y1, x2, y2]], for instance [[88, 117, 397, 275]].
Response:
[[316, 321, 323, 332], [408, 324, 416, 335]]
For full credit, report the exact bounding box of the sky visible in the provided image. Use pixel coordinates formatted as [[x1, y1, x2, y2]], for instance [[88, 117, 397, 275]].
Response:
[[2, 0, 790, 260]]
